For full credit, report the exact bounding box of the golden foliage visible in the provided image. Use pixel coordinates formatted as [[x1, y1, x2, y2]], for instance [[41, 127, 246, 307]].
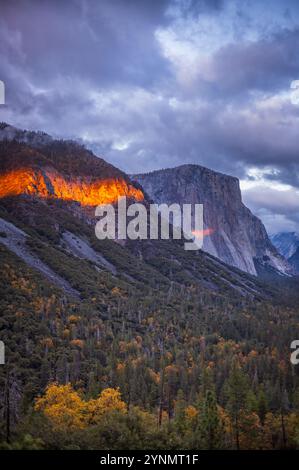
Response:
[[70, 339, 84, 349], [185, 405, 198, 420], [68, 315, 81, 323], [35, 384, 127, 430], [111, 287, 122, 296], [85, 387, 127, 424], [62, 328, 70, 338], [35, 383, 85, 430]]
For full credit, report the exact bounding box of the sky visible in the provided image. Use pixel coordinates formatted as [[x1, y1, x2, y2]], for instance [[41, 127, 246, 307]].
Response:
[[1, 0, 299, 234]]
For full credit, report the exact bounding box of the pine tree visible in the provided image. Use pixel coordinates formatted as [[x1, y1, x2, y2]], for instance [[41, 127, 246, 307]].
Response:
[[225, 361, 249, 450], [173, 389, 187, 434], [198, 390, 223, 449], [257, 388, 268, 426]]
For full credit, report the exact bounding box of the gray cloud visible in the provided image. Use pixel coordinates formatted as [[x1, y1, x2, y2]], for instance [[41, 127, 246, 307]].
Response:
[[1, 0, 299, 233], [211, 29, 299, 93], [242, 186, 299, 233]]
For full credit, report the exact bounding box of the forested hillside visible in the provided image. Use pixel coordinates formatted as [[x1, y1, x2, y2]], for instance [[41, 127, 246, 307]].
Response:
[[0, 202, 299, 449], [0, 137, 299, 450]]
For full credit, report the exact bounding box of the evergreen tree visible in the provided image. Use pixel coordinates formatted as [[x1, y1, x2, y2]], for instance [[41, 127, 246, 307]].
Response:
[[257, 388, 268, 426], [225, 361, 249, 450], [173, 390, 187, 434], [198, 390, 223, 449]]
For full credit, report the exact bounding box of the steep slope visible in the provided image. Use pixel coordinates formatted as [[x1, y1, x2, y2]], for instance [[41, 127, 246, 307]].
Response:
[[0, 193, 270, 300], [0, 123, 144, 205], [0, 217, 79, 297], [0, 125, 274, 299], [289, 246, 299, 273], [1, 234, 299, 451], [270, 232, 299, 259], [132, 165, 290, 276]]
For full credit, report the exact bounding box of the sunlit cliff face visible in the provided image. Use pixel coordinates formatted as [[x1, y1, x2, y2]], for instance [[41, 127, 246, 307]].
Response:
[[0, 167, 144, 205], [192, 228, 215, 238]]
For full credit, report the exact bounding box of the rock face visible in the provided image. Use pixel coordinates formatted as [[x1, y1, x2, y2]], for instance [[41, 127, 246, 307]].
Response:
[[0, 123, 144, 206], [270, 232, 299, 259], [132, 165, 290, 276], [289, 247, 299, 273], [271, 232, 299, 274]]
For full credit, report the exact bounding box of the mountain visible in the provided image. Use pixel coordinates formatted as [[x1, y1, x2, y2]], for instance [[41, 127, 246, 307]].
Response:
[[1, 125, 299, 450], [132, 165, 291, 276], [0, 123, 144, 205], [289, 246, 299, 272], [0, 123, 271, 299], [270, 232, 299, 259], [270, 232, 299, 274]]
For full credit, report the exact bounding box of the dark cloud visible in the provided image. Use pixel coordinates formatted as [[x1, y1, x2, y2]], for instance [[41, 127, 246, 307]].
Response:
[[208, 28, 299, 96], [1, 0, 171, 89], [1, 0, 299, 232]]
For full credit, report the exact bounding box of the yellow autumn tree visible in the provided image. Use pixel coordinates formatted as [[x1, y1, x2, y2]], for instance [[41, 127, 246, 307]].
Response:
[[35, 384, 128, 430], [35, 383, 85, 431], [85, 387, 127, 425], [185, 405, 198, 421]]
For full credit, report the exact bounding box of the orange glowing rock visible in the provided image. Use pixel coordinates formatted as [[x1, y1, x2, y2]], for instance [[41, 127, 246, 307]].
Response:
[[192, 228, 215, 238], [0, 167, 144, 206]]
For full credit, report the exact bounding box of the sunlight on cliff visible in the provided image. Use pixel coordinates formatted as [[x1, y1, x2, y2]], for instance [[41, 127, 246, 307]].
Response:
[[0, 168, 144, 205], [192, 228, 215, 238]]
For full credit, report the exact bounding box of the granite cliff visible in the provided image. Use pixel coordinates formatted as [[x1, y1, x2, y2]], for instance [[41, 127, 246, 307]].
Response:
[[132, 165, 290, 276]]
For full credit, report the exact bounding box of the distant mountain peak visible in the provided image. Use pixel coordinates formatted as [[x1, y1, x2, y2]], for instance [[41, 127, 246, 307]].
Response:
[[270, 232, 299, 263]]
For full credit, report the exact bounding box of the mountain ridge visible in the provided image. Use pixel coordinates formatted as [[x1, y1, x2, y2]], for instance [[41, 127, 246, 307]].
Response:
[[0, 124, 277, 300], [270, 232, 299, 259], [0, 128, 144, 205]]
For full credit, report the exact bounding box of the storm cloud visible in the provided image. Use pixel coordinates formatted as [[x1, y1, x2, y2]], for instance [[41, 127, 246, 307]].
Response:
[[1, 0, 299, 233]]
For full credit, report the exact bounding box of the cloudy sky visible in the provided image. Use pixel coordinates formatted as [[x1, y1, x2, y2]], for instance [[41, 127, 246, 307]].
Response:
[[1, 0, 299, 234]]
